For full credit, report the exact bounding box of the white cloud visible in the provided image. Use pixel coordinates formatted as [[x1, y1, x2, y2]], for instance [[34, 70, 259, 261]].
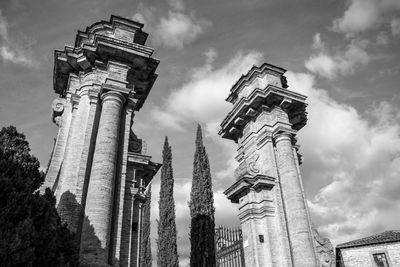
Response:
[[148, 45, 400, 259], [305, 34, 370, 79], [150, 66, 400, 255], [376, 31, 390, 45], [132, 2, 210, 49], [150, 49, 263, 133], [0, 45, 33, 66], [167, 0, 185, 11], [154, 11, 210, 49], [286, 71, 400, 245], [391, 18, 400, 36], [331, 0, 400, 36], [0, 9, 34, 67], [132, 3, 155, 27]]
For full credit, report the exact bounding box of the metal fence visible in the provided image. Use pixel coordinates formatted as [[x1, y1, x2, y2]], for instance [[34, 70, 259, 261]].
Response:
[[215, 226, 245, 267]]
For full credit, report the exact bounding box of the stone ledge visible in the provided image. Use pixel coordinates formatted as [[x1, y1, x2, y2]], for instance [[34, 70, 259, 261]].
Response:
[[224, 175, 276, 204]]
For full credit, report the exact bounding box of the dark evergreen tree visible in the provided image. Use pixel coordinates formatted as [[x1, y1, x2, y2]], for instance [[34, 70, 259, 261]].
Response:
[[141, 184, 152, 267], [0, 126, 79, 267], [157, 137, 179, 267], [189, 125, 216, 267]]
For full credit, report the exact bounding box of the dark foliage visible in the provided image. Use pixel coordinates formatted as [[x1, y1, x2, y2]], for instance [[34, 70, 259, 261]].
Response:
[[141, 184, 152, 267], [189, 125, 216, 267], [0, 126, 79, 267], [157, 137, 179, 267]]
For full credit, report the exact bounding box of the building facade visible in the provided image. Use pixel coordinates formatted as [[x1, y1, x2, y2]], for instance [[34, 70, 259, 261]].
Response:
[[219, 63, 334, 267], [336, 230, 400, 267], [43, 16, 160, 267]]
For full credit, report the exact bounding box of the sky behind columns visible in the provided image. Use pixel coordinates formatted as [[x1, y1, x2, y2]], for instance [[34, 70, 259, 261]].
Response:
[[0, 0, 400, 265]]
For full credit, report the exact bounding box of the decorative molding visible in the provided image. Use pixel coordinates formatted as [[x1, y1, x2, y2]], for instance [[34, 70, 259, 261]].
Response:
[[239, 204, 275, 222], [219, 85, 307, 141], [128, 130, 142, 153], [224, 175, 276, 203], [51, 98, 66, 126], [313, 227, 335, 267]]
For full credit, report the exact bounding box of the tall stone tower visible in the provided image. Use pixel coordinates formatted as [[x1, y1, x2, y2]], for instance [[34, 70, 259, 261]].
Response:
[[219, 63, 319, 267], [43, 16, 161, 267]]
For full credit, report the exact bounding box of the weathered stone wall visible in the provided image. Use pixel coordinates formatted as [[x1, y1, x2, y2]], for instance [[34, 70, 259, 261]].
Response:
[[221, 63, 320, 266], [44, 16, 161, 267], [341, 243, 400, 267]]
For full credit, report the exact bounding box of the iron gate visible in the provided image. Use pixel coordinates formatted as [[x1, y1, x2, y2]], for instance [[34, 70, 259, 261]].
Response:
[[215, 226, 245, 267]]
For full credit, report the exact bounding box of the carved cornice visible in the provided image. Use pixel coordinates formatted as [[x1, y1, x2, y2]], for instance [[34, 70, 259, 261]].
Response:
[[228, 63, 288, 103], [53, 15, 159, 111], [219, 84, 307, 142], [127, 152, 161, 181], [238, 204, 275, 222], [100, 83, 133, 106], [224, 175, 276, 204]]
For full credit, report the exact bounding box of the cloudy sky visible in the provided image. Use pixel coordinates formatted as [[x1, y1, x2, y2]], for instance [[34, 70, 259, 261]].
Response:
[[1, 0, 400, 265]]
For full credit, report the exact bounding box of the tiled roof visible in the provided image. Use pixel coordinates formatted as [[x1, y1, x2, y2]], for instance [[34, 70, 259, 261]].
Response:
[[337, 230, 400, 249]]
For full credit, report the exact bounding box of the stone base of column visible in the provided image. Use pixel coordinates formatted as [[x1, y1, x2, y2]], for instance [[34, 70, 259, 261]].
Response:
[[225, 175, 294, 267]]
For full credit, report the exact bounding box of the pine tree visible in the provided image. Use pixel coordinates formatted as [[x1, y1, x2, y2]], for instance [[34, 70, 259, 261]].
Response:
[[141, 184, 152, 267], [157, 137, 179, 267], [0, 126, 79, 267], [189, 125, 216, 267]]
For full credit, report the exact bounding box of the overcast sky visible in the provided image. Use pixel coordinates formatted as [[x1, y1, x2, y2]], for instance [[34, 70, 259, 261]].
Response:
[[1, 0, 400, 265]]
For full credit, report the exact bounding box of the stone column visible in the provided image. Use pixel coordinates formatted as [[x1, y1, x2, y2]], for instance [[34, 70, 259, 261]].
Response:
[[274, 132, 317, 267], [56, 94, 84, 231], [112, 99, 136, 265], [81, 90, 125, 266]]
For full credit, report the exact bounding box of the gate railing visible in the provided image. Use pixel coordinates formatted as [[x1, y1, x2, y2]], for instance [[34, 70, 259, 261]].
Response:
[[215, 226, 245, 267]]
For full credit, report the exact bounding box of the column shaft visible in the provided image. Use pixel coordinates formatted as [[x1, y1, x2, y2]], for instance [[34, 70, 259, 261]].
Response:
[[57, 94, 89, 232], [112, 102, 135, 265], [80, 91, 125, 266], [274, 133, 317, 267]]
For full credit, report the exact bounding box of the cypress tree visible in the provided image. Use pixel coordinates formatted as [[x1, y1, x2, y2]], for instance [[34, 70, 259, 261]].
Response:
[[0, 126, 79, 266], [189, 125, 216, 267], [157, 137, 179, 267], [141, 184, 152, 267]]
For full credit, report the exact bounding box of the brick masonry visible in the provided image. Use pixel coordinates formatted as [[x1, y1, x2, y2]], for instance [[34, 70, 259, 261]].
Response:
[[340, 242, 400, 267], [220, 63, 328, 266], [43, 16, 161, 267]]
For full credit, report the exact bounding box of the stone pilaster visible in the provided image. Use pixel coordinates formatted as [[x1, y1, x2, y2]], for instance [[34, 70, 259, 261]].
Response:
[[43, 97, 72, 192], [76, 89, 100, 205], [111, 99, 136, 266], [130, 198, 141, 267], [80, 90, 125, 266], [135, 201, 144, 267], [56, 94, 84, 231], [274, 132, 318, 267], [239, 188, 274, 267], [119, 169, 137, 267]]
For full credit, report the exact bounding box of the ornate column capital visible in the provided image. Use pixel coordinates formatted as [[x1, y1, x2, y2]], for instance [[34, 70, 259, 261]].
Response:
[[71, 94, 80, 111], [273, 131, 293, 144], [126, 97, 138, 111], [101, 90, 126, 106], [88, 89, 99, 105]]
